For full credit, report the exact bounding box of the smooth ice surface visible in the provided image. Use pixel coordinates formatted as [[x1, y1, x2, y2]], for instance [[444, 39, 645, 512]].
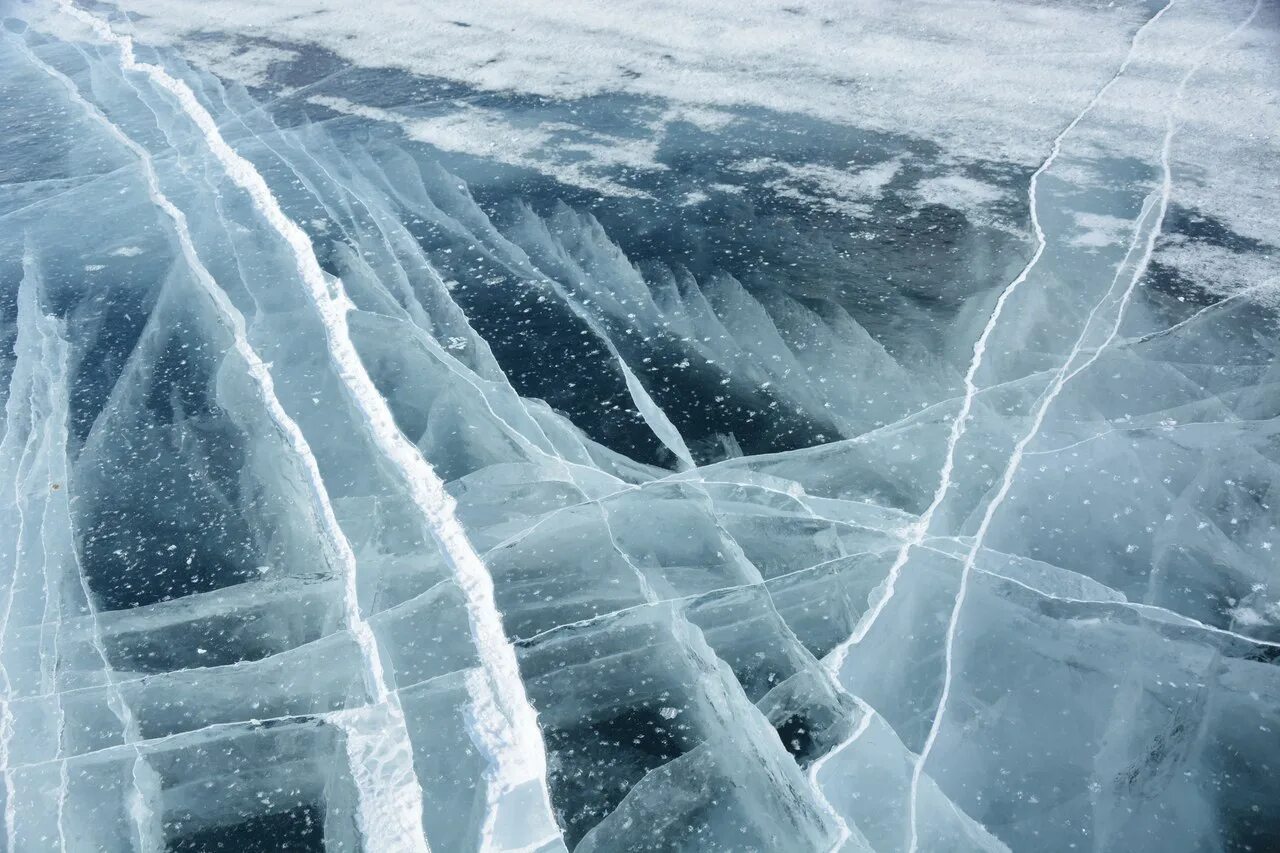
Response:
[[1, 0, 1278, 850]]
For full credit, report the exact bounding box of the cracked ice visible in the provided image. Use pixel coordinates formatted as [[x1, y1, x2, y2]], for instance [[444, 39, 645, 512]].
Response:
[[1, 0, 1278, 850]]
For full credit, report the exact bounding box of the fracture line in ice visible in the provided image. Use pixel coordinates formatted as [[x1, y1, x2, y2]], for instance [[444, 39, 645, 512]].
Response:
[[727, 373, 1005, 469], [408, 281, 612, 486], [30, 22, 432, 850], [577, 460, 849, 842], [906, 4, 1265, 850], [0, 241, 157, 848], [52, 6, 562, 845], [1021, 416, 1269, 458], [796, 5, 1181, 840], [510, 547, 890, 647], [682, 482, 862, 679], [517, 265, 697, 470], [597, 504, 663, 604], [10, 524, 1271, 783], [612, 343, 696, 467], [14, 517, 1270, 725], [389, 303, 593, 483], [805, 691, 874, 779], [682, 483, 858, 844], [208, 117, 602, 507], [5, 710, 328, 774], [0, 284, 39, 853], [1123, 276, 1279, 348], [211, 67, 354, 132], [480, 485, 640, 557], [823, 0, 1178, 678], [332, 703, 434, 853], [4, 448, 1262, 715], [32, 280, 72, 850], [42, 16, 399, 703], [490, 463, 1280, 648], [235, 109, 613, 490], [483, 465, 910, 564], [215, 103, 562, 469], [456, 204, 697, 469], [683, 477, 913, 531], [651, 473, 857, 840], [14, 514, 1269, 725], [0, 158, 153, 224], [941, 551, 1280, 651]]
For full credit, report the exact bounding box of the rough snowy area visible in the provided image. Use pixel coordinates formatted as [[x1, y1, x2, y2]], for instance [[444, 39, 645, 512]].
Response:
[[0, 0, 1278, 850]]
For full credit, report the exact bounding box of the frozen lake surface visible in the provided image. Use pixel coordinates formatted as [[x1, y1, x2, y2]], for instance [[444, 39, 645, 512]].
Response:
[[1, 0, 1278, 850]]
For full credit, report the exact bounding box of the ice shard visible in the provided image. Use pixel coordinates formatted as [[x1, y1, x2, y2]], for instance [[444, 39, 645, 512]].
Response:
[[1, 0, 1278, 850]]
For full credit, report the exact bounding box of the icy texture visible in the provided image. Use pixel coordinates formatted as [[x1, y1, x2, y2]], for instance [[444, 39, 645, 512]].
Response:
[[1, 0, 1278, 851]]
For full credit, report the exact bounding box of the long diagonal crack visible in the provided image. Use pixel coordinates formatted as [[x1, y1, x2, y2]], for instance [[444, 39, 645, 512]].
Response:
[[804, 3, 1179, 844], [906, 3, 1266, 850], [17, 30, 432, 851], [53, 5, 563, 848]]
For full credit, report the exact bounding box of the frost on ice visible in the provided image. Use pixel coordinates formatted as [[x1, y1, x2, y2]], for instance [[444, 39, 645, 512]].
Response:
[[1, 0, 1278, 851]]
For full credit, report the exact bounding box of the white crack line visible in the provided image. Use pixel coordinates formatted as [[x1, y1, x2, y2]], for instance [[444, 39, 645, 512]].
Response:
[[906, 3, 1265, 850]]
